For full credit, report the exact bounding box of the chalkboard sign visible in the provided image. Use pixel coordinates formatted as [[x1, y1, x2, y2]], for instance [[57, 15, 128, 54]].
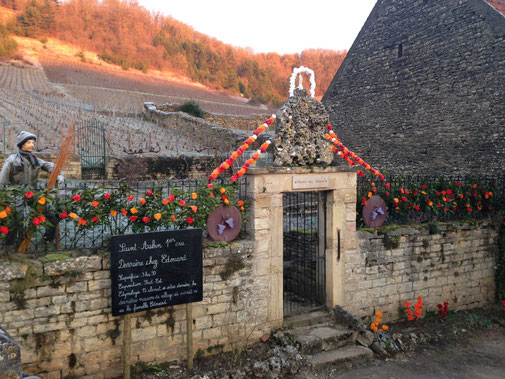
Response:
[[110, 229, 203, 316]]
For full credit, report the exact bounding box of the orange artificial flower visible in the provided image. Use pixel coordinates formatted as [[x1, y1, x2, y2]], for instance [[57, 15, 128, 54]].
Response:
[[38, 215, 46, 223], [5, 206, 11, 213], [376, 311, 383, 317], [237, 200, 244, 206], [154, 213, 162, 220], [382, 325, 389, 331], [224, 199, 230, 205], [191, 205, 197, 213], [139, 198, 146, 205], [220, 188, 226, 194], [91, 200, 99, 207], [121, 209, 127, 216], [38, 197, 46, 205], [78, 218, 87, 226], [0, 211, 7, 219], [130, 207, 138, 214], [240, 206, 245, 211], [191, 193, 198, 200], [69, 212, 78, 220], [368, 192, 372, 198], [110, 210, 118, 216]]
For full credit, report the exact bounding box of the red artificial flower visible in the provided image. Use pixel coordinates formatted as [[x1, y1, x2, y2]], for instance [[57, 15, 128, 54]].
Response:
[[142, 217, 150, 223], [179, 200, 186, 206], [59, 211, 68, 219], [186, 217, 194, 224], [72, 194, 81, 202], [146, 189, 153, 196], [207, 184, 213, 189], [456, 181, 462, 187], [129, 216, 138, 222], [104, 192, 111, 200], [414, 205, 420, 211], [25, 191, 34, 199], [422, 184, 427, 189], [385, 191, 390, 197], [385, 183, 391, 189], [0, 226, 8, 235], [91, 217, 99, 223], [32, 217, 41, 226], [401, 196, 407, 202], [169, 194, 175, 202], [127, 195, 134, 201], [139, 197, 146, 205], [408, 315, 414, 321]]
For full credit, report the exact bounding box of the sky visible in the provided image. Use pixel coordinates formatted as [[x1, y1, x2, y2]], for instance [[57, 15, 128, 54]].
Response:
[[136, 0, 377, 55]]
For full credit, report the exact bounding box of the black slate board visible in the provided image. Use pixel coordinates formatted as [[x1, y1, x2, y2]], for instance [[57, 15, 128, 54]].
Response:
[[110, 229, 203, 316]]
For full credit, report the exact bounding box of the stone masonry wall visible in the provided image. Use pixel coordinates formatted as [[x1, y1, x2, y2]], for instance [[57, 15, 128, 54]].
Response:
[[0, 240, 270, 379], [143, 103, 273, 154], [346, 221, 497, 321], [323, 0, 505, 176]]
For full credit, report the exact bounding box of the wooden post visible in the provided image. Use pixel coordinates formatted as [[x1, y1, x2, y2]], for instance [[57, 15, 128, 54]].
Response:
[[122, 314, 132, 379], [186, 303, 193, 370]]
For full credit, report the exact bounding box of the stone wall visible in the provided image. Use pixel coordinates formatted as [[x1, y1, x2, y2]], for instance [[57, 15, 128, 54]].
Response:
[[323, 0, 505, 176], [143, 103, 273, 154], [0, 240, 270, 379], [345, 222, 497, 321], [109, 155, 225, 180], [154, 103, 271, 131]]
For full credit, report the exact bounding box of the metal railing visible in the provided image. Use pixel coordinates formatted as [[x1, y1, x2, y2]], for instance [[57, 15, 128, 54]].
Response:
[[0, 177, 248, 255], [357, 174, 505, 227]]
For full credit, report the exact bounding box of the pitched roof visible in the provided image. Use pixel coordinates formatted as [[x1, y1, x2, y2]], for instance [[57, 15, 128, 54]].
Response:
[[485, 0, 505, 16]]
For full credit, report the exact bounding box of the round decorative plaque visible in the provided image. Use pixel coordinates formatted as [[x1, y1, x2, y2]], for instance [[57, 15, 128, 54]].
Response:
[[363, 195, 387, 228], [207, 204, 243, 242]]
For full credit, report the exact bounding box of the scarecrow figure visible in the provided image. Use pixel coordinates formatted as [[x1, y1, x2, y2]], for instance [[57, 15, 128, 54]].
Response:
[[0, 131, 64, 188]]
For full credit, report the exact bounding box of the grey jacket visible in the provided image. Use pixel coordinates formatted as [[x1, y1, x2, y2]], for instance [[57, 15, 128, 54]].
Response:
[[0, 153, 54, 188]]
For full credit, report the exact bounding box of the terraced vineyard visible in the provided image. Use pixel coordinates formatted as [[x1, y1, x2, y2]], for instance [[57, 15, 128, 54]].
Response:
[[0, 64, 197, 156], [40, 57, 277, 116]]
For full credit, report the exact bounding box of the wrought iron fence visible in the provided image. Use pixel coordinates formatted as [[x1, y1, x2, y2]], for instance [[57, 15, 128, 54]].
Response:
[[357, 174, 505, 227], [0, 177, 248, 255]]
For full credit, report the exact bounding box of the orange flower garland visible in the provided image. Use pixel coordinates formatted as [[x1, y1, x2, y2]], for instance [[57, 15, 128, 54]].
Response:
[[325, 123, 385, 181], [208, 115, 275, 182], [231, 140, 271, 182]]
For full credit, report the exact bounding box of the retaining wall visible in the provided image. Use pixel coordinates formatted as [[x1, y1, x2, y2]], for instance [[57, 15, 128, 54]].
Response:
[[0, 240, 269, 379], [344, 222, 498, 321]]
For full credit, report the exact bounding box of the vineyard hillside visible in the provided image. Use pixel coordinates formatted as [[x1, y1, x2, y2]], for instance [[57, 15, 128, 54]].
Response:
[[0, 0, 346, 104]]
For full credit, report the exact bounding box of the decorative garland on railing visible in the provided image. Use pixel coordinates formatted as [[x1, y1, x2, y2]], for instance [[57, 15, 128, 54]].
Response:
[[231, 140, 271, 182], [325, 123, 385, 181], [208, 115, 275, 182]]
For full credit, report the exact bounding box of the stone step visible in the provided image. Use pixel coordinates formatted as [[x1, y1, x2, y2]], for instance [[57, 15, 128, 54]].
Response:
[[293, 325, 357, 354], [309, 345, 374, 370], [283, 310, 331, 328]]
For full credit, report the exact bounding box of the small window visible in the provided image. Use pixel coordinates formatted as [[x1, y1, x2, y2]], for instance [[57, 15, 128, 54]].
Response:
[[398, 43, 403, 58]]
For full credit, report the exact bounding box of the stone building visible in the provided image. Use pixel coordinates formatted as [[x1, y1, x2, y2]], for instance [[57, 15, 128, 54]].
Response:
[[322, 0, 505, 176]]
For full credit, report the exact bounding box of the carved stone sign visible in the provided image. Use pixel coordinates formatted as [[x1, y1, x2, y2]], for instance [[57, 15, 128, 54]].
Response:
[[292, 175, 329, 190], [110, 229, 203, 316]]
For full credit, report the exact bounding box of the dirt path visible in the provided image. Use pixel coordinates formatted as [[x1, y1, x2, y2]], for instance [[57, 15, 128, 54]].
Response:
[[318, 328, 505, 379]]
